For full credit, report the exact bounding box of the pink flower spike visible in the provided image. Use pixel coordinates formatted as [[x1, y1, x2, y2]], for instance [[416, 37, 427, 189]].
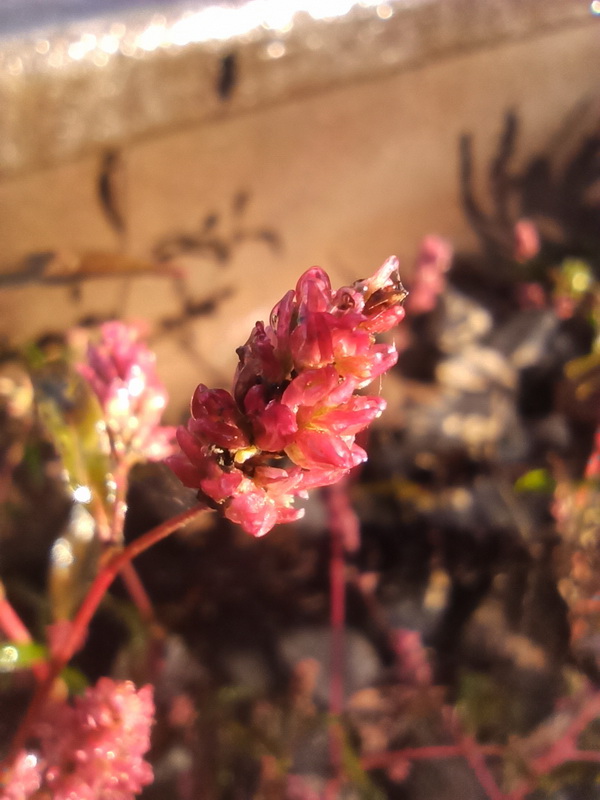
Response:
[[167, 256, 407, 537]]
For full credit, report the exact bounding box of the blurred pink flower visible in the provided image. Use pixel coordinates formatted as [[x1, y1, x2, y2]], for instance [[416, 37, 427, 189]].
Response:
[[168, 258, 407, 537], [516, 281, 547, 310], [406, 236, 452, 315], [513, 218, 541, 263], [78, 322, 175, 462], [391, 628, 432, 687]]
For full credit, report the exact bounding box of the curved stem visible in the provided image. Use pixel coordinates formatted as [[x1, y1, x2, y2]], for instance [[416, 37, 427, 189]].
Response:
[[110, 460, 157, 626], [4, 503, 208, 766]]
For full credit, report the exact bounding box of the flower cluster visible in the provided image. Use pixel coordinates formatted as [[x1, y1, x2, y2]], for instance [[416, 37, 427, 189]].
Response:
[[78, 322, 175, 462], [168, 258, 407, 537], [1, 679, 154, 800]]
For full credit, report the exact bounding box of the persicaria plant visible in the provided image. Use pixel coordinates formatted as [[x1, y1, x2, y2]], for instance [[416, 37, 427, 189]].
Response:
[[0, 258, 407, 798]]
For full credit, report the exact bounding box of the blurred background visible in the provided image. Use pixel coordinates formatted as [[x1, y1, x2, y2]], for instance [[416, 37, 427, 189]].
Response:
[[0, 0, 598, 415]]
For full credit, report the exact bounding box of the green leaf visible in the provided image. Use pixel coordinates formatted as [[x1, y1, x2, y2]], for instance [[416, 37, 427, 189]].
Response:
[[33, 358, 117, 539], [514, 468, 555, 493], [48, 503, 101, 620], [59, 665, 89, 694], [34, 359, 113, 487]]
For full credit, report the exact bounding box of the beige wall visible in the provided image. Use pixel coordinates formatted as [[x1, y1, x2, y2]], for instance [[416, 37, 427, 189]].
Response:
[[0, 20, 598, 415]]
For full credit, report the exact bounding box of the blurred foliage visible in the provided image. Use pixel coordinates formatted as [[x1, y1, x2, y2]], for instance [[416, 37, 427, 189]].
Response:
[[32, 358, 113, 512]]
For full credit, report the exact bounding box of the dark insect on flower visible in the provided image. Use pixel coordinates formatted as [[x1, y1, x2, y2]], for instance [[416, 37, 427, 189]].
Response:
[[363, 279, 409, 317]]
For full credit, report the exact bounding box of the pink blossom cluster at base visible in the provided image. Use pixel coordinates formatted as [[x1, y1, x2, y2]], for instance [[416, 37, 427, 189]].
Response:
[[168, 258, 407, 537], [1, 679, 154, 800]]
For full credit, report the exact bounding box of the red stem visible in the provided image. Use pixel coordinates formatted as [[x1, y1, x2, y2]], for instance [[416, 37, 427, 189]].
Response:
[[361, 743, 505, 770], [328, 487, 346, 720], [3, 503, 207, 766], [120, 562, 156, 625], [0, 586, 47, 682], [324, 479, 357, 797], [459, 734, 505, 800], [442, 708, 505, 800], [506, 689, 600, 800], [0, 588, 32, 645], [109, 459, 158, 627]]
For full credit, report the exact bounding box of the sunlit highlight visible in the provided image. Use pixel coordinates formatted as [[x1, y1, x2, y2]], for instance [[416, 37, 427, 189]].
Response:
[[51, 538, 74, 568], [73, 484, 92, 504], [59, 0, 392, 62], [0, 645, 18, 671]]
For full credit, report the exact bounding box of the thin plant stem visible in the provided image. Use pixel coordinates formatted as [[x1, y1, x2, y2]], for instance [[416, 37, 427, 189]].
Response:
[[444, 707, 505, 800], [109, 460, 129, 544], [361, 743, 505, 770], [3, 503, 207, 767], [120, 562, 156, 626], [324, 479, 358, 797], [328, 486, 346, 718], [505, 687, 600, 800], [110, 459, 158, 627], [459, 733, 505, 800], [0, 584, 47, 682], [0, 584, 32, 644]]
